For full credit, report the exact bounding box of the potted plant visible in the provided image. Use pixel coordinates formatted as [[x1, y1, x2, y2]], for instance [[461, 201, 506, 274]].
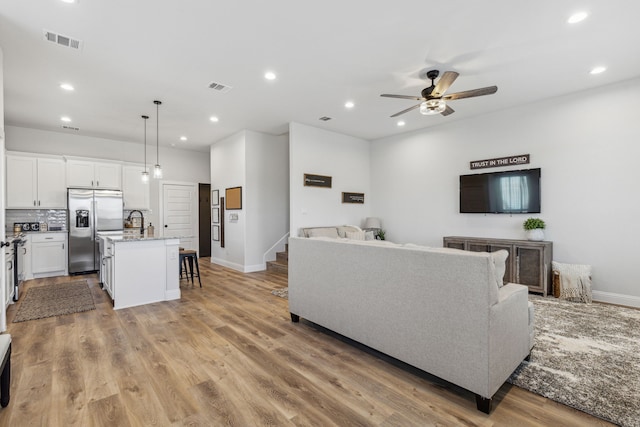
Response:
[[375, 229, 386, 241], [523, 218, 546, 241]]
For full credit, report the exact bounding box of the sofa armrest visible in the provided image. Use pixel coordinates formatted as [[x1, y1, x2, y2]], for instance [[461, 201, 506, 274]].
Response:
[[486, 283, 530, 397]]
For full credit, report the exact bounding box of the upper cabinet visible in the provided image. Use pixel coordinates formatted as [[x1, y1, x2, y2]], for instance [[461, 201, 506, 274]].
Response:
[[122, 164, 150, 210], [67, 159, 122, 190], [6, 155, 66, 208]]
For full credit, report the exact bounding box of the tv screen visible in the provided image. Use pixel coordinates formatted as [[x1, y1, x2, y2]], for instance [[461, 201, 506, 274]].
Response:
[[460, 168, 541, 214]]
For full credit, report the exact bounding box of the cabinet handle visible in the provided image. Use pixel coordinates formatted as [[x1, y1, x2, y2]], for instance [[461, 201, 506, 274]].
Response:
[[38, 200, 41, 206], [22, 248, 26, 255], [62, 243, 65, 249], [45, 237, 53, 240], [33, 200, 36, 206], [92, 180, 94, 187]]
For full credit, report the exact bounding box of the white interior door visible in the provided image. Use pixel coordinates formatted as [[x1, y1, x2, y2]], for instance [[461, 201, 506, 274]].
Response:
[[161, 183, 197, 251]]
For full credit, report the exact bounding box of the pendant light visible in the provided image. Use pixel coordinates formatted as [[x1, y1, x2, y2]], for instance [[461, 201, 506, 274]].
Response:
[[141, 115, 150, 183], [153, 100, 163, 179]]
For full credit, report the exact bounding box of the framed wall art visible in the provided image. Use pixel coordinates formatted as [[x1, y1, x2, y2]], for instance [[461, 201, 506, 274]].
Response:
[[342, 192, 365, 204], [212, 207, 220, 224], [212, 189, 219, 206], [304, 173, 332, 188], [212, 225, 220, 241], [225, 186, 242, 210]]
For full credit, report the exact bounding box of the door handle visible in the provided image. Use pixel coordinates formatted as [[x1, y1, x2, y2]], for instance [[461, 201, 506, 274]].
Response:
[[164, 225, 168, 228], [0, 241, 10, 248]]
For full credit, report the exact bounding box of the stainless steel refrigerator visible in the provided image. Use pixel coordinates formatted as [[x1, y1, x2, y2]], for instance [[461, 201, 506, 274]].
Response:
[[68, 188, 123, 274]]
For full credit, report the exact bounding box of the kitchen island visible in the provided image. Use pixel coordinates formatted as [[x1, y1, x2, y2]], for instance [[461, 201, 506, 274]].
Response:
[[100, 234, 180, 310]]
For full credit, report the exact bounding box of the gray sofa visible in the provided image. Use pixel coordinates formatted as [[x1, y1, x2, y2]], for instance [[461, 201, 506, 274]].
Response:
[[288, 236, 533, 413]]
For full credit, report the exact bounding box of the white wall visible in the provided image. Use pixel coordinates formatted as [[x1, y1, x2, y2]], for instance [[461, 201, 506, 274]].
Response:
[[289, 122, 371, 236], [245, 131, 289, 271], [210, 131, 247, 270], [5, 125, 210, 227], [371, 77, 640, 305], [210, 130, 290, 272]]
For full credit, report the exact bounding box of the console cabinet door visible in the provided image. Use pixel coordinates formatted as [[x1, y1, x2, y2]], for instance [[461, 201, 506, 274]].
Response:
[[515, 245, 546, 293]]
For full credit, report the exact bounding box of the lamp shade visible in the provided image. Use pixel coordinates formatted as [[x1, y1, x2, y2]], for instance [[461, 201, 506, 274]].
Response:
[[364, 217, 382, 229]]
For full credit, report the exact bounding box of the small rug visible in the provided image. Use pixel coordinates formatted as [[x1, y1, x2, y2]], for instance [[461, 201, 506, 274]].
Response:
[[271, 287, 288, 299], [508, 295, 640, 427], [13, 280, 96, 323]]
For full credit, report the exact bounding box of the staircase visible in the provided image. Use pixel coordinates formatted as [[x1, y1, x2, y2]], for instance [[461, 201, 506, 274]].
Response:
[[266, 243, 288, 276]]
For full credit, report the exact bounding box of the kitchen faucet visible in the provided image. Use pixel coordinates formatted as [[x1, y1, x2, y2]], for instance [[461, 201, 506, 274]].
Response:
[[127, 210, 145, 235]]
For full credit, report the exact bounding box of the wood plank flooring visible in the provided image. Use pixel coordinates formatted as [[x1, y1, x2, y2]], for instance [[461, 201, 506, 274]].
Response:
[[0, 260, 613, 426]]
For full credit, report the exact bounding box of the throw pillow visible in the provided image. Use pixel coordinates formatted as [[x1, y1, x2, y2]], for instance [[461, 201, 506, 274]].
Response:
[[345, 230, 365, 240], [491, 250, 509, 288], [308, 227, 339, 239], [552, 261, 593, 303]]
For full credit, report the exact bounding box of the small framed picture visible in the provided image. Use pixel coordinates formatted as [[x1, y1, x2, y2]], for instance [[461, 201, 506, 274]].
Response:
[[212, 225, 220, 241], [212, 207, 220, 224], [212, 189, 219, 206]]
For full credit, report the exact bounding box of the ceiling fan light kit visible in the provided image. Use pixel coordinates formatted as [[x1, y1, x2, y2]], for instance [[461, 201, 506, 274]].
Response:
[[420, 99, 447, 115], [381, 69, 497, 118]]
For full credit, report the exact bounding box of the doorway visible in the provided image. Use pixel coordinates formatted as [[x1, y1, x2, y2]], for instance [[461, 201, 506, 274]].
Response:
[[198, 183, 211, 257]]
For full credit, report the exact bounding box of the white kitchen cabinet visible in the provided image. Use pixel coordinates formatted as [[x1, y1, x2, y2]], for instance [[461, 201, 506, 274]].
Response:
[[122, 164, 150, 209], [6, 154, 66, 208], [67, 159, 122, 190], [31, 233, 68, 278]]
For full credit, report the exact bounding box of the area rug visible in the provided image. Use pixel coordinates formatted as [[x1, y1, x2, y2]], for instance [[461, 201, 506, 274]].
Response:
[[13, 280, 96, 323], [508, 295, 640, 427], [271, 287, 288, 299]]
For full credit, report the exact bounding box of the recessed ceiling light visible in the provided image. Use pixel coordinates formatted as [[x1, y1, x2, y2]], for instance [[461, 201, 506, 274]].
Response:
[[568, 11, 588, 24], [590, 66, 607, 75], [345, 101, 355, 109], [264, 71, 276, 81], [60, 83, 74, 91], [210, 116, 219, 123], [397, 121, 405, 127], [61, 116, 71, 122], [180, 136, 187, 141], [60, 0, 78, 3]]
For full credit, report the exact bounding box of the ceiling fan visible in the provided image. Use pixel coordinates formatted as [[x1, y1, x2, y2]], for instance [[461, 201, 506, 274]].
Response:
[[380, 70, 497, 118]]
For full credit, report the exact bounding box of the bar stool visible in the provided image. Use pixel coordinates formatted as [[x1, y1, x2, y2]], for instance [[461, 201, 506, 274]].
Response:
[[179, 249, 201, 287]]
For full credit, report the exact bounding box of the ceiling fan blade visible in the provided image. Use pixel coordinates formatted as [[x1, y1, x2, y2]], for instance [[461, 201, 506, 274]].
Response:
[[442, 86, 498, 101], [441, 105, 455, 116], [390, 103, 421, 118], [431, 71, 459, 97], [381, 94, 424, 101]]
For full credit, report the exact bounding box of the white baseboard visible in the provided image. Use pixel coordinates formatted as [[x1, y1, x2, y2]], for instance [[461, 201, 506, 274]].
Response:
[[592, 290, 640, 308], [244, 263, 266, 273], [165, 289, 181, 301]]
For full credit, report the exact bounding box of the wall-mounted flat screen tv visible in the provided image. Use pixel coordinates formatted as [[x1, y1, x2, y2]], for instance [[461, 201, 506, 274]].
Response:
[[460, 168, 541, 214]]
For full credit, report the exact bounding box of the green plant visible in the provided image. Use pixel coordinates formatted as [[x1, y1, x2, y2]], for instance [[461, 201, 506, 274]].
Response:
[[523, 218, 546, 230], [375, 229, 386, 240]]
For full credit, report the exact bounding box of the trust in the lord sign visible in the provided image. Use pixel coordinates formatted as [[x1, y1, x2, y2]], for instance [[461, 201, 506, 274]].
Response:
[[470, 154, 530, 170]]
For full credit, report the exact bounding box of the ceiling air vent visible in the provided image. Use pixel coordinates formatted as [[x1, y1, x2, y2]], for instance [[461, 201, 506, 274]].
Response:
[[208, 81, 232, 93], [319, 116, 332, 121], [62, 125, 80, 131], [43, 29, 82, 50]]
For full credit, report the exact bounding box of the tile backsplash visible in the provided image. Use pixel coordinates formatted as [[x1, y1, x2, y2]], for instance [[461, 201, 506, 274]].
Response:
[[6, 209, 67, 232]]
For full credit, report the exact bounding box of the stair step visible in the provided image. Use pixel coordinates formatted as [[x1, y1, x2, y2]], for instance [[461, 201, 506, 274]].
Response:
[[267, 260, 288, 276], [276, 251, 288, 262]]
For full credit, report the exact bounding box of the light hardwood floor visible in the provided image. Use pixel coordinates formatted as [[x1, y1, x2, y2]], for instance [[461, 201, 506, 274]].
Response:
[[0, 260, 613, 426]]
